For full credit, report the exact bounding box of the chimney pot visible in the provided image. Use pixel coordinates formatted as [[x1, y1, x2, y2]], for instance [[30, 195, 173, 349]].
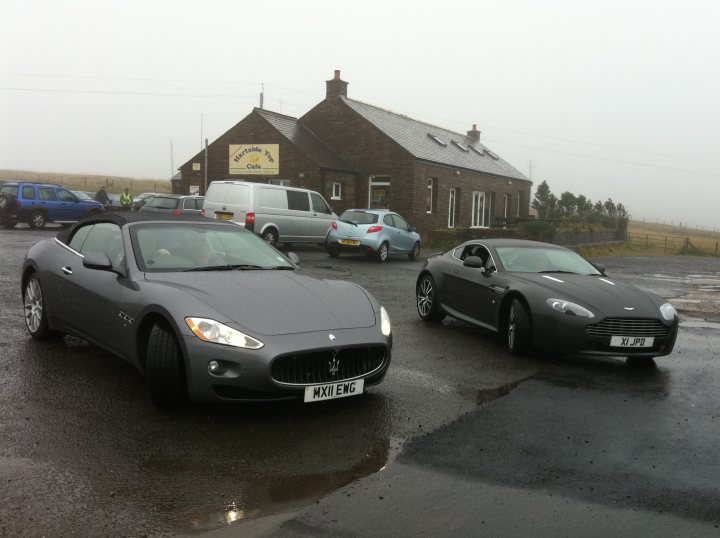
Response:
[[467, 124, 481, 144], [326, 69, 348, 100]]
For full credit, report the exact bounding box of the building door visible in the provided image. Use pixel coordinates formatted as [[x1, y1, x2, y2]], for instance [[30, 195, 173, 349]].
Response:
[[368, 177, 390, 209]]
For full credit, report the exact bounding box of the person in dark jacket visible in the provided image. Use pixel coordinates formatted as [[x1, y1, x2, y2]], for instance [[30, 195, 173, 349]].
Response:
[[95, 185, 110, 206]]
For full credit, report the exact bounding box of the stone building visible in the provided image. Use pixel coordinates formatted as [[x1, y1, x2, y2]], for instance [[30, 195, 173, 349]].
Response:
[[178, 71, 531, 234]]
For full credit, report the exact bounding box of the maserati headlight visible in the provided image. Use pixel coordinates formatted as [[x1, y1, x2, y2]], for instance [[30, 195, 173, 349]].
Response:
[[185, 317, 264, 349], [659, 303, 677, 321], [546, 298, 595, 318], [380, 306, 392, 336]]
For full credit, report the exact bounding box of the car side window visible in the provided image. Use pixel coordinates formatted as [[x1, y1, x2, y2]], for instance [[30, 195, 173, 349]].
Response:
[[22, 185, 35, 199], [383, 214, 395, 227], [287, 191, 310, 211], [460, 244, 490, 266], [80, 223, 124, 267], [57, 189, 75, 202], [68, 224, 94, 253], [310, 193, 331, 214], [39, 187, 57, 201], [393, 214, 409, 231], [182, 198, 194, 210]]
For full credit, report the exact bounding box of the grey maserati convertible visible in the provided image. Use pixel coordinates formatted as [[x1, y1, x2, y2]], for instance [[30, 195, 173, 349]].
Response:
[[417, 239, 679, 360], [21, 213, 392, 406]]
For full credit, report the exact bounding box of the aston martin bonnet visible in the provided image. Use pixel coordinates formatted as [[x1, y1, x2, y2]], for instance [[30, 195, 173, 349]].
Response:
[[416, 239, 678, 359], [21, 212, 392, 406]]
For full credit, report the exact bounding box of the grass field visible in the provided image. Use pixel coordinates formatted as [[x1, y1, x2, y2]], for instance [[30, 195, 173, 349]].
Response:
[[0, 169, 172, 195]]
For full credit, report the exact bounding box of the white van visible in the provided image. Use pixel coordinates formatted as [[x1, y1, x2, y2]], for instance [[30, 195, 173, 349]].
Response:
[[202, 181, 336, 246]]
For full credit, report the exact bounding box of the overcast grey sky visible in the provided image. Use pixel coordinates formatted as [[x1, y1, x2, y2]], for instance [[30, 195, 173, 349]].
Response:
[[2, 0, 718, 229]]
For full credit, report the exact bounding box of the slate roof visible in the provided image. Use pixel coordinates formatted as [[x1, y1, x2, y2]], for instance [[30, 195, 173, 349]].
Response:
[[341, 97, 529, 181], [255, 109, 356, 172]]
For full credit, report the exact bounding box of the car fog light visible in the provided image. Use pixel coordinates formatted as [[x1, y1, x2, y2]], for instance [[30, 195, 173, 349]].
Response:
[[208, 360, 225, 374]]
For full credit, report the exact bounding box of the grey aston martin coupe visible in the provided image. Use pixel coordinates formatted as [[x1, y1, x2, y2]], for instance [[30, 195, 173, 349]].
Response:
[[21, 213, 392, 406], [416, 239, 678, 359]]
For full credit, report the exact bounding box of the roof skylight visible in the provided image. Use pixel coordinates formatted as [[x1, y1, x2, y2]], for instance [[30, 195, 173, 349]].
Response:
[[427, 133, 447, 147], [451, 140, 469, 152], [468, 144, 484, 156]]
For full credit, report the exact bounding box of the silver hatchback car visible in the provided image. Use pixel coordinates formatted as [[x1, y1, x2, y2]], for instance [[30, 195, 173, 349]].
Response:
[[325, 209, 421, 262]]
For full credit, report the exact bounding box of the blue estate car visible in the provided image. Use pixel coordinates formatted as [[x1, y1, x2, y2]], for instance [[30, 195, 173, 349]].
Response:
[[325, 209, 421, 262], [0, 182, 104, 229]]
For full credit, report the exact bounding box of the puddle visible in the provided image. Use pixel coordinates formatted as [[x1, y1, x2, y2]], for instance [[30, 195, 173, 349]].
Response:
[[185, 437, 400, 531], [475, 378, 526, 405]]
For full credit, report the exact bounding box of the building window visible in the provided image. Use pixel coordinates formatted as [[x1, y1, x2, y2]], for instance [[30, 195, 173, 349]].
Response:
[[331, 182, 342, 200], [518, 190, 525, 217], [503, 193, 511, 218], [448, 188, 456, 228], [269, 179, 291, 186], [426, 178, 438, 213], [472, 191, 494, 228]]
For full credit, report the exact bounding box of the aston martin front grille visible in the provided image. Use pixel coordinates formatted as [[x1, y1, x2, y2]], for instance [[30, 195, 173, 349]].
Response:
[[585, 318, 671, 338], [271, 346, 387, 385]]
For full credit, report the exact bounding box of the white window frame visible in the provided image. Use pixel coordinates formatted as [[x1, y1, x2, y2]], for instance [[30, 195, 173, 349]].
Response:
[[448, 188, 456, 228], [503, 193, 511, 218], [471, 191, 487, 228], [331, 182, 342, 200], [427, 178, 435, 214]]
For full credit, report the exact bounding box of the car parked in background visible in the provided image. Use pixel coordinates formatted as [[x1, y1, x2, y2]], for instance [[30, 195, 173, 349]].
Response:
[[202, 181, 336, 247], [0, 182, 104, 229], [138, 194, 204, 215], [20, 212, 392, 406], [416, 238, 679, 360], [131, 192, 159, 211], [325, 209, 421, 262]]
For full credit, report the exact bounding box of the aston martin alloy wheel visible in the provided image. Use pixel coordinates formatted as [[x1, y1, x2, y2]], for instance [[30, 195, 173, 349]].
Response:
[[507, 298, 532, 355], [417, 275, 445, 321]]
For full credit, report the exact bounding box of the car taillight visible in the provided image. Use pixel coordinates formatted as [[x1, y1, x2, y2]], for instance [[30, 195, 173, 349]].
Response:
[[331, 221, 337, 230], [201, 208, 205, 217], [367, 226, 383, 233], [246, 212, 256, 225], [171, 210, 183, 215]]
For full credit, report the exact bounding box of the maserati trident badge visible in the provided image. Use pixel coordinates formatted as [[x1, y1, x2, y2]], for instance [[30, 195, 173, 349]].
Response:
[[328, 356, 340, 376]]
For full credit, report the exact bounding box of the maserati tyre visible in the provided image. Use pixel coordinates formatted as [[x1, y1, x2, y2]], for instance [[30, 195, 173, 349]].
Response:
[[146, 324, 188, 408]]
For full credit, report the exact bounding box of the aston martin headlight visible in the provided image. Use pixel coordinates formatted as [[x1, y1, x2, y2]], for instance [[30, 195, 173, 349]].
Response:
[[380, 306, 392, 336], [660, 303, 678, 321], [546, 298, 595, 318], [185, 317, 264, 349]]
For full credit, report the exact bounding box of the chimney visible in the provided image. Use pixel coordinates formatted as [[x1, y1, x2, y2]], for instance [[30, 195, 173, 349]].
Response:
[[325, 69, 348, 100], [466, 124, 481, 145]]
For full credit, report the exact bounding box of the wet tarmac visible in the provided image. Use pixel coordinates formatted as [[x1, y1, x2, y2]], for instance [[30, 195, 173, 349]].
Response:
[[1, 226, 719, 536]]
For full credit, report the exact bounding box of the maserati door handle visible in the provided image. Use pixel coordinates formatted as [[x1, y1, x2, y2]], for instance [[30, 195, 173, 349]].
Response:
[[61, 267, 73, 275]]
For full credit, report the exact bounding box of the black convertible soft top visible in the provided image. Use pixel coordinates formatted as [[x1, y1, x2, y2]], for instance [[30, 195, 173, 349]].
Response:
[[56, 211, 228, 244]]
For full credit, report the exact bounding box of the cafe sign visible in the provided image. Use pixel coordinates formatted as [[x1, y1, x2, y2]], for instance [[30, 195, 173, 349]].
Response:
[[229, 144, 279, 175]]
